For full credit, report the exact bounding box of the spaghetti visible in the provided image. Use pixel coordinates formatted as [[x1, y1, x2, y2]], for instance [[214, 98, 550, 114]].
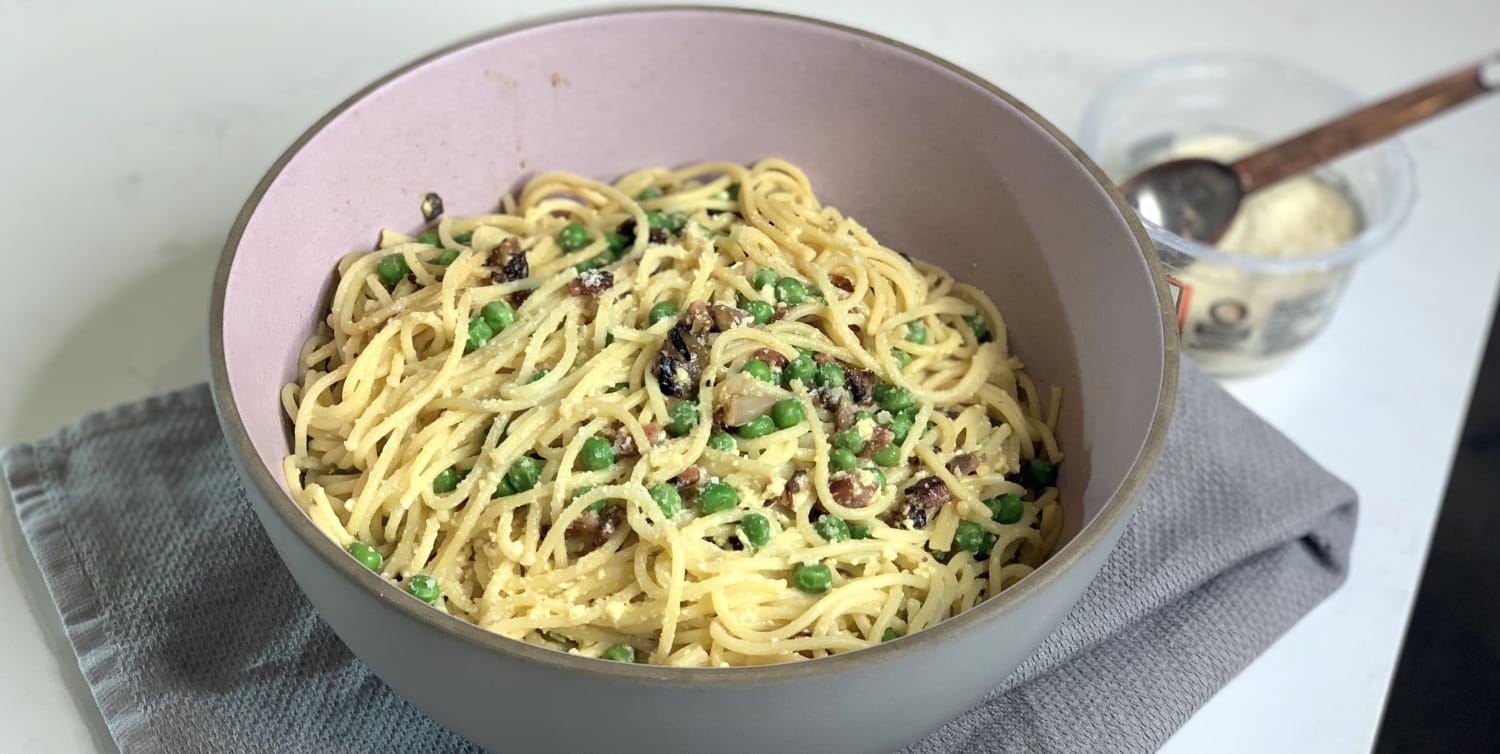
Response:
[[281, 159, 1064, 667]]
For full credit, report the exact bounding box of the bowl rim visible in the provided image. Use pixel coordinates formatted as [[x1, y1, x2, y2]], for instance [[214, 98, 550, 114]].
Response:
[[209, 5, 1180, 685]]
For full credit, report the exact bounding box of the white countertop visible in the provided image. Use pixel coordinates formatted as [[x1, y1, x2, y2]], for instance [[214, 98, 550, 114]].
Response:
[[3, 2, 1497, 751]]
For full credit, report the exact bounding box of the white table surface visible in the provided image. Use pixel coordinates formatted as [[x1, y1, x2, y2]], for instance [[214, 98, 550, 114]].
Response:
[[3, 2, 1497, 752]]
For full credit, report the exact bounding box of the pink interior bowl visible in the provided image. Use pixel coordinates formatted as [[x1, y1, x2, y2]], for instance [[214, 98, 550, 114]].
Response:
[[210, 8, 1177, 753]]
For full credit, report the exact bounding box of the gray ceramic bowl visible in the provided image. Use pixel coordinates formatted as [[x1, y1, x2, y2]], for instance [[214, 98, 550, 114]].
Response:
[[210, 8, 1177, 753]]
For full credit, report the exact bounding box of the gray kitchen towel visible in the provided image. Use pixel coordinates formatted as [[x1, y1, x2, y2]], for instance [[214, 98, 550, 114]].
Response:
[[1, 361, 1356, 754]]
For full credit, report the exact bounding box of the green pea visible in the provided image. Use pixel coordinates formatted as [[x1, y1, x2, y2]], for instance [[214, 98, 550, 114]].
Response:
[[888, 414, 914, 444], [431, 248, 460, 265], [648, 301, 678, 326], [775, 277, 806, 304], [698, 482, 739, 514], [744, 299, 774, 324], [854, 410, 873, 424], [416, 230, 440, 245], [781, 355, 816, 387], [506, 456, 542, 493], [831, 428, 864, 453], [964, 314, 991, 342], [707, 431, 737, 452], [492, 476, 516, 499], [605, 333, 615, 346], [574, 255, 605, 273], [667, 399, 698, 437], [432, 467, 461, 494], [890, 349, 913, 370], [347, 541, 382, 571], [881, 627, 902, 642], [742, 358, 774, 383], [726, 183, 740, 200], [578, 436, 614, 470], [906, 321, 928, 344], [752, 267, 778, 290], [829, 447, 858, 472], [737, 415, 776, 439], [481, 301, 515, 332], [815, 515, 850, 542], [376, 254, 410, 288], [953, 520, 988, 554], [453, 231, 473, 244], [529, 368, 549, 383], [648, 483, 682, 518], [872, 444, 901, 468], [791, 562, 833, 593], [1024, 458, 1059, 487], [849, 523, 871, 540], [572, 484, 596, 499], [637, 187, 663, 201], [584, 499, 607, 514], [986, 493, 1025, 524], [873, 384, 914, 412], [867, 467, 887, 490], [407, 574, 440, 603], [816, 361, 845, 389], [771, 399, 805, 429], [557, 222, 591, 252], [664, 211, 688, 233], [605, 230, 630, 258], [646, 210, 668, 229], [601, 644, 636, 663], [739, 513, 771, 548], [465, 316, 493, 353]]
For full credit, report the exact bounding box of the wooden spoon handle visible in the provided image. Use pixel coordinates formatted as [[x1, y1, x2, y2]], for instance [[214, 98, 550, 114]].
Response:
[[1232, 53, 1500, 193]]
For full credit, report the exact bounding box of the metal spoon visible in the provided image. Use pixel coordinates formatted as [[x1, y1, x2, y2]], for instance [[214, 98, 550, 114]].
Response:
[[1122, 53, 1500, 243]]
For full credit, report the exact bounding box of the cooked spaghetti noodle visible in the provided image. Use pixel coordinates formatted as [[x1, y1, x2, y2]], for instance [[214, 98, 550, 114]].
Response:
[[281, 159, 1063, 667]]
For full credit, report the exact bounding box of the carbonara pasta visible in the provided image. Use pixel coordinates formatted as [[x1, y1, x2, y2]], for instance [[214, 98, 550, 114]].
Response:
[[281, 159, 1064, 667]]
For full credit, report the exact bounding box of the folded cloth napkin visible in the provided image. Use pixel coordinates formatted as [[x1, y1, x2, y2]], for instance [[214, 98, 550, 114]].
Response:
[[0, 361, 1355, 754]]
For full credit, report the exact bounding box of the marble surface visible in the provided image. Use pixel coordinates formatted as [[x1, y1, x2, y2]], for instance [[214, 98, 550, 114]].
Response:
[[2, 2, 1497, 751]]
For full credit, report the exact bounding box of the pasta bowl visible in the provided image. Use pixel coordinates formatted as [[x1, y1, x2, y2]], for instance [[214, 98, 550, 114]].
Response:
[[209, 7, 1177, 753]]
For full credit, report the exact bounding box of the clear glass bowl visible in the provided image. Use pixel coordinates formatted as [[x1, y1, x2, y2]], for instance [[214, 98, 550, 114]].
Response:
[[1078, 53, 1416, 377]]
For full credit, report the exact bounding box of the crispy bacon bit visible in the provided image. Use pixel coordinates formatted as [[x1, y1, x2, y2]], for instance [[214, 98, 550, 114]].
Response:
[[865, 426, 894, 457], [833, 393, 858, 430], [708, 303, 752, 332], [844, 367, 876, 404], [829, 274, 854, 293], [595, 506, 623, 547], [752, 348, 788, 369], [672, 466, 702, 488], [648, 227, 670, 244], [567, 269, 613, 297], [566, 510, 600, 539], [940, 407, 962, 419], [775, 470, 809, 513], [509, 289, 532, 308], [642, 422, 665, 446], [829, 471, 878, 509], [566, 505, 624, 548], [611, 430, 639, 459], [900, 476, 952, 528], [947, 453, 981, 476]]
